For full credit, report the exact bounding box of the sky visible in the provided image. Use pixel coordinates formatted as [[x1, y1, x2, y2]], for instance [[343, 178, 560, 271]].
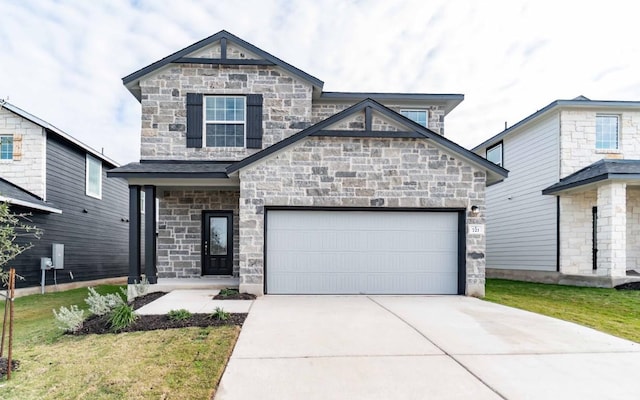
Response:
[[1, 0, 639, 165]]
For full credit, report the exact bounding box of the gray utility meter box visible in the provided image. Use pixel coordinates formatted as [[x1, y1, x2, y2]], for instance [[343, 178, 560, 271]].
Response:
[[52, 243, 64, 269]]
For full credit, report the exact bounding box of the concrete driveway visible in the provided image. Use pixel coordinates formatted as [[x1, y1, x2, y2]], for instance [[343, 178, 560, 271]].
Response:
[[214, 296, 640, 399]]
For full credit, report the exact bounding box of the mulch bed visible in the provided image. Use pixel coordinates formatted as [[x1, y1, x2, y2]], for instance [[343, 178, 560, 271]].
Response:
[[213, 292, 257, 300], [0, 357, 19, 378], [72, 292, 247, 335], [614, 282, 640, 291]]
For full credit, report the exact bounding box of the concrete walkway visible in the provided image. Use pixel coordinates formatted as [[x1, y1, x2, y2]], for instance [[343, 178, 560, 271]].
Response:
[[136, 290, 253, 314], [214, 296, 640, 400]]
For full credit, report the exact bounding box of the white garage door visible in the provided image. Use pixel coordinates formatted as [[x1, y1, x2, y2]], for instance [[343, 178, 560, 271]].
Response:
[[266, 210, 460, 294]]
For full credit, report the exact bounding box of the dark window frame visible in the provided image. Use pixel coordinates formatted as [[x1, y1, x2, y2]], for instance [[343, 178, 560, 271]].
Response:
[[486, 141, 503, 167]]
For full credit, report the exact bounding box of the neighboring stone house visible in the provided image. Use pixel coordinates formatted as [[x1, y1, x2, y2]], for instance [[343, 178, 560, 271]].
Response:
[[473, 96, 640, 287], [0, 101, 129, 289], [109, 30, 507, 296]]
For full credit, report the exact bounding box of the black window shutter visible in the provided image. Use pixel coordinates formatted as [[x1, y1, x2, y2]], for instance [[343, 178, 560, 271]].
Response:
[[186, 93, 203, 148], [246, 94, 263, 149]]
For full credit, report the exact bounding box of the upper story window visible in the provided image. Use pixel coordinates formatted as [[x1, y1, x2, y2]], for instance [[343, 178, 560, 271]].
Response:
[[205, 96, 246, 147], [486, 142, 503, 167], [400, 110, 428, 127], [596, 115, 619, 150], [0, 135, 13, 160], [86, 155, 102, 199]]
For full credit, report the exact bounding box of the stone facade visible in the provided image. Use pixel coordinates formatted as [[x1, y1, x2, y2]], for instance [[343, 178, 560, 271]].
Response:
[[139, 46, 314, 160], [627, 187, 640, 270], [0, 107, 46, 198], [157, 190, 239, 278], [559, 190, 596, 275], [560, 185, 640, 276], [238, 136, 486, 296], [596, 182, 627, 277], [560, 110, 640, 177], [312, 103, 447, 135]]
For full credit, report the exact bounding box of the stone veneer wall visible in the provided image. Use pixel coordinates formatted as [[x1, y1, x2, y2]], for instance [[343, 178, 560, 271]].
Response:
[[0, 107, 46, 198], [139, 62, 313, 160], [627, 187, 640, 271], [312, 103, 447, 135], [559, 190, 596, 275], [239, 137, 486, 296], [157, 190, 239, 278], [560, 110, 640, 177]]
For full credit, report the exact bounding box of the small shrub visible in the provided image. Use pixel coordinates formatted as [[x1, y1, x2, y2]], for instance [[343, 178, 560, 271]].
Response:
[[85, 287, 125, 316], [108, 303, 137, 331], [211, 307, 229, 321], [218, 288, 239, 297], [53, 305, 85, 333], [167, 309, 192, 321], [133, 277, 150, 297]]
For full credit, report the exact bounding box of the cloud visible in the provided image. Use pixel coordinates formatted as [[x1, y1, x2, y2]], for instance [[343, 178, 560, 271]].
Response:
[[0, 0, 639, 164]]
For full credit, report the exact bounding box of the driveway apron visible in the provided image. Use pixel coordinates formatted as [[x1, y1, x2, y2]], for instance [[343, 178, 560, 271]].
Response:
[[214, 296, 640, 400]]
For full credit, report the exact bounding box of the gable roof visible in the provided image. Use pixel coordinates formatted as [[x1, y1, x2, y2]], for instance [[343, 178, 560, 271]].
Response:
[[472, 97, 640, 152], [123, 30, 324, 101], [0, 101, 119, 168], [318, 92, 464, 115], [0, 177, 62, 214], [227, 98, 508, 184], [542, 159, 640, 195]]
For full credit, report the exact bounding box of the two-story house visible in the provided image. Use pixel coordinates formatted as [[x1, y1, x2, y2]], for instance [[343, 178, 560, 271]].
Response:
[[0, 101, 129, 290], [109, 30, 507, 297], [473, 96, 640, 287]]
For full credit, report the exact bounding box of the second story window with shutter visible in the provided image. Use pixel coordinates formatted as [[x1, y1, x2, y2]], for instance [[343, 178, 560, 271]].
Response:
[[205, 96, 245, 147], [0, 135, 13, 160], [186, 93, 263, 149]]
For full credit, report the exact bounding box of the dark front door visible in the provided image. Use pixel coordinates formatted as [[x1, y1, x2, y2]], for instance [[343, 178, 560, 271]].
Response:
[[202, 211, 233, 275]]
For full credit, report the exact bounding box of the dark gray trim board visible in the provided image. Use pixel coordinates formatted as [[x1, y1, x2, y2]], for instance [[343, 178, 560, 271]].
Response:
[[128, 185, 142, 284], [227, 98, 508, 183], [143, 185, 157, 284], [174, 57, 275, 66], [122, 30, 324, 100]]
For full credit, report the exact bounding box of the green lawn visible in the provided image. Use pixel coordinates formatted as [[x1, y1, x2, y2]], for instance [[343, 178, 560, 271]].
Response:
[[0, 286, 240, 399], [485, 279, 640, 343]]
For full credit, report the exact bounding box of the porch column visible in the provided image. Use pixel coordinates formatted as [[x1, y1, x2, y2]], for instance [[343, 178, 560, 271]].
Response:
[[144, 185, 158, 284], [128, 185, 142, 284], [597, 182, 627, 277]]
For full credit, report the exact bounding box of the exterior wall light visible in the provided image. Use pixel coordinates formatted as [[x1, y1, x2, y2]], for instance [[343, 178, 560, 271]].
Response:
[[470, 205, 479, 215]]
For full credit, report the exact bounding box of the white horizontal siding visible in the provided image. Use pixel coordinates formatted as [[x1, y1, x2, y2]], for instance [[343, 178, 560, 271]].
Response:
[[481, 113, 560, 271]]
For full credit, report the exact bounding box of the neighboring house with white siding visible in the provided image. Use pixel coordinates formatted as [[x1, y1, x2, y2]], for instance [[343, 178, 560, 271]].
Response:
[[473, 96, 640, 286]]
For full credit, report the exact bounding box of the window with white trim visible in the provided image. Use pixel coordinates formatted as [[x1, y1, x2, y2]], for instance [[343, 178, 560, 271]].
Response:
[[486, 142, 503, 167], [204, 96, 246, 147], [596, 115, 619, 150], [86, 155, 102, 198], [400, 109, 428, 127], [0, 135, 13, 160]]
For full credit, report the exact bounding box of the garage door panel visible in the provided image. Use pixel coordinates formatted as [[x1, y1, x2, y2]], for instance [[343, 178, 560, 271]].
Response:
[[266, 210, 460, 294]]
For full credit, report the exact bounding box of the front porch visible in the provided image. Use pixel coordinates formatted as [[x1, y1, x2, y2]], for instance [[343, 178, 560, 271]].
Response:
[[107, 160, 243, 293], [543, 159, 640, 278]]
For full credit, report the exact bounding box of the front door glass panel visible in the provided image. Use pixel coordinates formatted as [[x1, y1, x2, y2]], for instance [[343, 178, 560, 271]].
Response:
[[210, 217, 227, 255]]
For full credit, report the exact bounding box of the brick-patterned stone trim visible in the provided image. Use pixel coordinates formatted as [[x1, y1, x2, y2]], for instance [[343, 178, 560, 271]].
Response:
[[158, 190, 240, 278]]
